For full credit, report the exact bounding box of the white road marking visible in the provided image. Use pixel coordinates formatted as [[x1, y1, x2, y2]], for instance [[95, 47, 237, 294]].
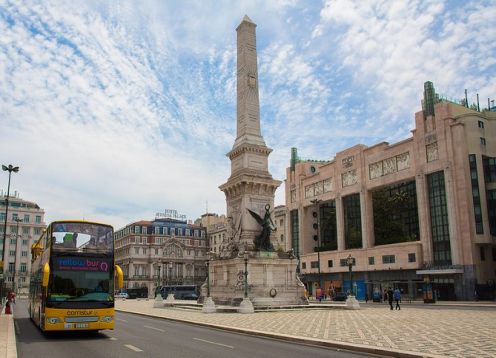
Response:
[[193, 338, 234, 349], [108, 337, 118, 341], [116, 318, 128, 322], [144, 325, 165, 332], [124, 344, 143, 352]]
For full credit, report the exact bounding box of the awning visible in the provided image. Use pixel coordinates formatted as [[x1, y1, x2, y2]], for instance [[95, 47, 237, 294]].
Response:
[[416, 268, 464, 275]]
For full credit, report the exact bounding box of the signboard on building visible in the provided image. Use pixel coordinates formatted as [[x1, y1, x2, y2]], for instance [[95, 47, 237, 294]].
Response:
[[156, 209, 187, 221]]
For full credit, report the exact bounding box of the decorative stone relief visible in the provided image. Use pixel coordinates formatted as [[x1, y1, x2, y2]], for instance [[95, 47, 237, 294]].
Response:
[[323, 178, 332, 193], [342, 169, 357, 187], [383, 157, 397, 175], [369, 152, 410, 180], [305, 185, 313, 198], [426, 142, 439, 162], [314, 181, 324, 196], [290, 189, 296, 203], [369, 162, 383, 180], [396, 152, 410, 171]]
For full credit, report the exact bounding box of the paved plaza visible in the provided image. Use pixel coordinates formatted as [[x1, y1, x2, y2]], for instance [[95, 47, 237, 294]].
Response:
[[116, 299, 496, 358]]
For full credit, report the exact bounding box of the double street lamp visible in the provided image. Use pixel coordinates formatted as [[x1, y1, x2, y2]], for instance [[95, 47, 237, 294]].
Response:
[[13, 217, 22, 293], [1, 164, 19, 299]]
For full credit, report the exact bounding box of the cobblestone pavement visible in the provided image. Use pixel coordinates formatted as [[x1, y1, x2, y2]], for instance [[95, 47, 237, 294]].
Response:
[[115, 300, 496, 358]]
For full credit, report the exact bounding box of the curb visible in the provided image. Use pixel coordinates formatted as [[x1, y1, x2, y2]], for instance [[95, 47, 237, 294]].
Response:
[[116, 309, 445, 358]]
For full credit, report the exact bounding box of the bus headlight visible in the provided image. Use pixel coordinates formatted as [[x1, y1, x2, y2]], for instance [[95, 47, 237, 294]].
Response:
[[47, 317, 61, 324], [101, 316, 114, 322]]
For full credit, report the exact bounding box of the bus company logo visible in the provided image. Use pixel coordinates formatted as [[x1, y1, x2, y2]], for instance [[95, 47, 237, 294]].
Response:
[[67, 310, 96, 316], [58, 258, 109, 272]]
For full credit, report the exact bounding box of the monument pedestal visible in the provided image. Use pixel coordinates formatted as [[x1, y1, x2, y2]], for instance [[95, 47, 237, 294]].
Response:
[[153, 294, 164, 308], [201, 253, 308, 307], [202, 296, 217, 313]]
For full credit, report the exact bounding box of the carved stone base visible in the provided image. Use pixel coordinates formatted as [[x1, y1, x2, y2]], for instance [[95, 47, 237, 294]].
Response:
[[238, 297, 254, 313], [345, 295, 360, 310], [202, 296, 217, 313], [153, 294, 164, 308], [164, 293, 175, 306], [200, 253, 308, 307]]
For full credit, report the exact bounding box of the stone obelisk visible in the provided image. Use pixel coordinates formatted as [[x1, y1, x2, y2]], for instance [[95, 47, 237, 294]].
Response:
[[202, 16, 307, 309], [219, 15, 281, 253]]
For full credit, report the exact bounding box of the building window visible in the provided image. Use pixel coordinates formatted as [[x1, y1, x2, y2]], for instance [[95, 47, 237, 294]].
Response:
[[408, 253, 416, 263], [21, 251, 27, 257], [35, 216, 41, 224], [327, 260, 333, 268], [490, 190, 496, 236], [343, 193, 362, 249], [480, 246, 485, 261], [302, 262, 306, 269], [22, 240, 28, 246], [480, 137, 486, 145], [290, 210, 300, 258], [20, 263, 27, 272], [23, 227, 29, 235], [478, 120, 484, 128], [12, 213, 18, 221], [427, 171, 452, 265], [382, 255, 395, 264], [9, 250, 15, 257], [23, 214, 29, 223], [34, 227, 41, 235], [483, 156, 496, 183], [368, 257, 375, 265], [340, 258, 356, 266], [134, 247, 139, 254], [155, 248, 159, 255], [469, 155, 483, 234], [10, 238, 16, 244], [134, 226, 140, 234], [373, 180, 419, 245], [8, 263, 14, 272], [320, 200, 338, 250], [310, 261, 319, 269]]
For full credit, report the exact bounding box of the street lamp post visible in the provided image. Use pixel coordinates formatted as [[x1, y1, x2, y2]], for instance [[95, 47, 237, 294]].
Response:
[[243, 251, 249, 299], [206, 251, 210, 298], [202, 251, 216, 313], [1, 164, 19, 299], [310, 199, 322, 298], [347, 254, 354, 296], [13, 217, 22, 293]]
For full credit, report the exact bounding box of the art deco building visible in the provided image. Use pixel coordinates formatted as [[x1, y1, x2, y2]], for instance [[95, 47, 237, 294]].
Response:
[[0, 192, 46, 294], [286, 82, 496, 301], [114, 213, 208, 296]]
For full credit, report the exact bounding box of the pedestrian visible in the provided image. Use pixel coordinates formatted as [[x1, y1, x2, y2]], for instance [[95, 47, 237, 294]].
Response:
[[383, 289, 388, 304], [387, 287, 394, 310], [365, 292, 369, 303], [394, 288, 401, 310]]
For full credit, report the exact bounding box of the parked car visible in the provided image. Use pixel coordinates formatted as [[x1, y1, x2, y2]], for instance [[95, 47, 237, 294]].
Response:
[[115, 292, 129, 299], [333, 292, 348, 301]]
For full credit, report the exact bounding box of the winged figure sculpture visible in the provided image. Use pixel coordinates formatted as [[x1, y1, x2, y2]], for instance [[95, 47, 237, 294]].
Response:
[[247, 204, 276, 251]]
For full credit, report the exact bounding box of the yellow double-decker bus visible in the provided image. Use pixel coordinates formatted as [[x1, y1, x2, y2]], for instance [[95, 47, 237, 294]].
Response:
[[29, 220, 123, 331]]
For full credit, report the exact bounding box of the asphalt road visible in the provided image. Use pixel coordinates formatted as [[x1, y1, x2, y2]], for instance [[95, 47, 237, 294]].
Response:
[[13, 299, 373, 358]]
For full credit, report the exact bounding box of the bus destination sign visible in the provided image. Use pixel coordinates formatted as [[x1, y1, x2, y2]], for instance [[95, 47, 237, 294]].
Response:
[[54, 257, 110, 272]]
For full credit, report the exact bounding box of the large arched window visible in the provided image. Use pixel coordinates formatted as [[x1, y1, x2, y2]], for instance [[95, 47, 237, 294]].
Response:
[[163, 243, 183, 258]]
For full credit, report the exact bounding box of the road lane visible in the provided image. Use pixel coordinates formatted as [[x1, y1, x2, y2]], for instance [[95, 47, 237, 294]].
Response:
[[14, 299, 374, 358]]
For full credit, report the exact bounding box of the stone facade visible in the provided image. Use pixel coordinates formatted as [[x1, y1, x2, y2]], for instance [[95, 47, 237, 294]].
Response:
[[114, 217, 208, 296], [286, 83, 496, 301], [0, 194, 46, 295]]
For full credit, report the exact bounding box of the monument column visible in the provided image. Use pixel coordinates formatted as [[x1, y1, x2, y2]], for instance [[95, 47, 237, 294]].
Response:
[[219, 15, 281, 253]]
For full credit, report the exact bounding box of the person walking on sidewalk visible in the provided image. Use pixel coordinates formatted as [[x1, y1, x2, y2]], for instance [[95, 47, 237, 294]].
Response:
[[394, 288, 401, 310], [387, 287, 394, 310]]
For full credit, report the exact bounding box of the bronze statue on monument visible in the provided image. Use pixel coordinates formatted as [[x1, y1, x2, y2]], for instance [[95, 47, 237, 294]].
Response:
[[247, 204, 276, 251]]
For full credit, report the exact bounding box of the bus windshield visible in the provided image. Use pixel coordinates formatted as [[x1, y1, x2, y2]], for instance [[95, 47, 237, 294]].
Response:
[[51, 222, 113, 253], [48, 255, 113, 302]]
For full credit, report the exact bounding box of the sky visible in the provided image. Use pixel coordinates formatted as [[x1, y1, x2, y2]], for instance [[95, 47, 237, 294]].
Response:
[[1, 0, 495, 230]]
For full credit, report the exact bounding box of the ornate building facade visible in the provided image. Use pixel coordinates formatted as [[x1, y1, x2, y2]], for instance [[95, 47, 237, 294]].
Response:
[[0, 193, 46, 294], [286, 82, 496, 301], [114, 214, 208, 296]]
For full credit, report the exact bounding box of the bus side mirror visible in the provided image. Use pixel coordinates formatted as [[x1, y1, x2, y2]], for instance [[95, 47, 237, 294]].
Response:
[[42, 263, 50, 287], [115, 265, 123, 289]]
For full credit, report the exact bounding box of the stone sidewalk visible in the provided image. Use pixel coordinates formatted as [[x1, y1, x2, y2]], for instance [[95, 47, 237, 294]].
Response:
[[115, 299, 496, 358]]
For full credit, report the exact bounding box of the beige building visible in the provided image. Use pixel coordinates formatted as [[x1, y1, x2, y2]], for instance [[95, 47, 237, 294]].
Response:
[[114, 214, 208, 296], [286, 82, 496, 301], [0, 193, 46, 295], [274, 205, 290, 252]]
